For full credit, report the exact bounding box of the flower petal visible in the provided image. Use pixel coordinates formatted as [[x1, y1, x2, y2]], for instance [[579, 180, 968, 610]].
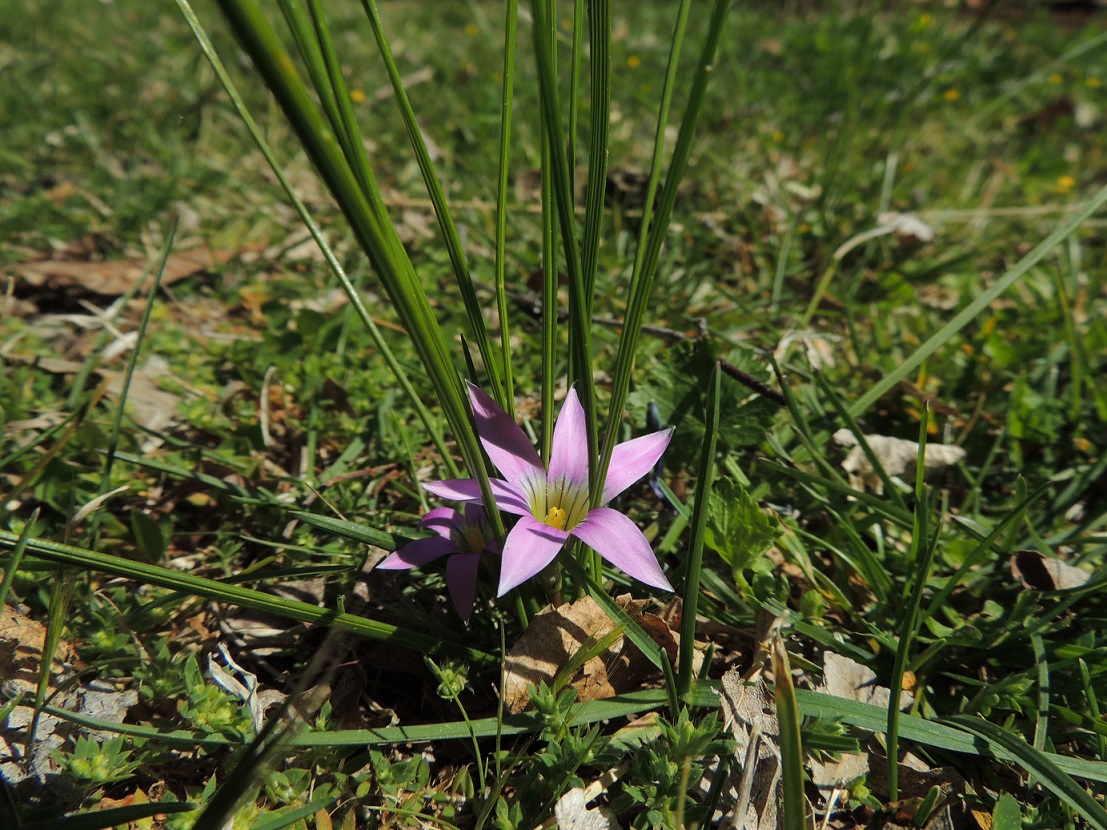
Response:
[[462, 503, 487, 526], [601, 428, 674, 505], [422, 478, 531, 516], [468, 383, 545, 489], [446, 553, 482, 621], [376, 536, 457, 570], [572, 507, 673, 591], [420, 506, 461, 539], [548, 386, 589, 489], [498, 514, 569, 596]]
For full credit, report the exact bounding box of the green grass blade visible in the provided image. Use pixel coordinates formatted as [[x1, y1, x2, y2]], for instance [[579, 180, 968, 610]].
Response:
[[175, 0, 455, 476], [560, 554, 666, 672], [358, 0, 505, 406], [579, 0, 609, 306], [772, 637, 808, 830], [289, 510, 414, 550], [849, 182, 1107, 417], [530, 0, 596, 480], [42, 687, 677, 748], [600, 0, 722, 480], [250, 796, 339, 830], [494, 0, 519, 407], [923, 481, 1050, 621], [0, 510, 37, 609], [886, 410, 934, 800], [678, 362, 719, 698], [201, 0, 501, 524], [945, 715, 1107, 829], [0, 531, 491, 663], [23, 802, 195, 830]]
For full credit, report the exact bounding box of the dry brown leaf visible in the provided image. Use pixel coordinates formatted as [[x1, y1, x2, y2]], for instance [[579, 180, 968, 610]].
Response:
[[808, 652, 915, 795], [1010, 549, 1090, 591], [9, 247, 235, 296], [0, 606, 77, 690], [832, 429, 965, 494], [719, 667, 780, 830], [503, 595, 678, 714]]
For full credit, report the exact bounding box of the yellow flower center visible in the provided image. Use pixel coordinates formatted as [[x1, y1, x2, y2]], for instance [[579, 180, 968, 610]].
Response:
[[543, 506, 568, 531]]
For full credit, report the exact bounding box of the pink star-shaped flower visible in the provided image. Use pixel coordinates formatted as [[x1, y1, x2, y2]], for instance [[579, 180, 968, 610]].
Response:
[[376, 503, 496, 620], [426, 384, 674, 596]]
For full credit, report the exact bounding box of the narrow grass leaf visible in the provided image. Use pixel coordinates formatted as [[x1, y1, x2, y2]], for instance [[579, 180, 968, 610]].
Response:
[[207, 0, 495, 517], [887, 410, 933, 800], [175, 0, 456, 475], [772, 636, 808, 830], [530, 0, 596, 483], [944, 715, 1107, 830], [0, 531, 490, 663], [679, 362, 720, 697], [494, 0, 519, 406], [358, 0, 505, 406], [579, 0, 610, 306], [22, 802, 195, 830], [601, 0, 723, 479], [560, 554, 666, 672], [792, 689, 1107, 784]]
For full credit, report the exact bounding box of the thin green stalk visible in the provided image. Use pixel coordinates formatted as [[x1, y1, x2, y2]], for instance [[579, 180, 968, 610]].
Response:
[[205, 0, 506, 530], [530, 0, 596, 481], [358, 0, 506, 407], [678, 363, 720, 699], [1079, 660, 1107, 764], [886, 408, 935, 800], [567, 0, 583, 195], [579, 0, 609, 306], [494, 0, 519, 408], [0, 530, 492, 664], [28, 564, 74, 755], [599, 0, 724, 484], [772, 636, 808, 830], [0, 510, 37, 611], [176, 0, 458, 478], [538, 8, 558, 467], [100, 226, 174, 496]]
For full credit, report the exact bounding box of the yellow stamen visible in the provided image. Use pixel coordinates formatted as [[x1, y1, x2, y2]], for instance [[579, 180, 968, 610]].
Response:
[[543, 506, 568, 531]]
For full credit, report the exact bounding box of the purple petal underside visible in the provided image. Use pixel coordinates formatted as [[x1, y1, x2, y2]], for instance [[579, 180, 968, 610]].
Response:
[[468, 383, 544, 488], [420, 506, 462, 539], [446, 553, 482, 621], [548, 386, 590, 489], [497, 514, 569, 596], [462, 503, 488, 527], [572, 507, 673, 592], [377, 536, 457, 570], [422, 478, 531, 516], [601, 428, 674, 505]]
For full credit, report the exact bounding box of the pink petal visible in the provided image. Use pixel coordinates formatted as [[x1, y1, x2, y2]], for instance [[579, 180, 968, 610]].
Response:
[[468, 383, 545, 489], [601, 428, 674, 505], [497, 514, 569, 596], [420, 506, 462, 539], [462, 503, 488, 526], [572, 507, 673, 592], [548, 386, 590, 489], [423, 478, 531, 516], [446, 553, 482, 621], [377, 536, 457, 570]]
